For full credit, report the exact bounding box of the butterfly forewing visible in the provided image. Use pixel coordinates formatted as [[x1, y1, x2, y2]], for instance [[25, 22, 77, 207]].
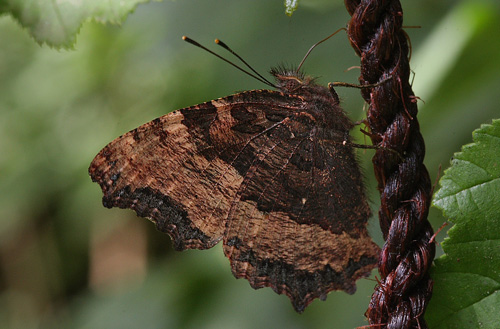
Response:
[[89, 90, 301, 250]]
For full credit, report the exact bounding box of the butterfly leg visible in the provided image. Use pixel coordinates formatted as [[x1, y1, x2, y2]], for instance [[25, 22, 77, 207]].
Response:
[[327, 84, 340, 103], [328, 75, 392, 90]]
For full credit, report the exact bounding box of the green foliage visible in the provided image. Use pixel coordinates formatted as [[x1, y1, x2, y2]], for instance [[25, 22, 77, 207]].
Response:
[[0, 0, 158, 48], [427, 120, 500, 328], [284, 0, 300, 16]]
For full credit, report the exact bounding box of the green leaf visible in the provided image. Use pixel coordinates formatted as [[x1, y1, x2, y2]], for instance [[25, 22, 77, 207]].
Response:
[[427, 119, 500, 329], [0, 0, 158, 49], [284, 0, 299, 16]]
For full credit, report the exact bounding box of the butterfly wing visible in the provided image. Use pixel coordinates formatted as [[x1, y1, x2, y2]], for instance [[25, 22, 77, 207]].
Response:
[[89, 89, 379, 311], [89, 90, 304, 250], [222, 111, 379, 312]]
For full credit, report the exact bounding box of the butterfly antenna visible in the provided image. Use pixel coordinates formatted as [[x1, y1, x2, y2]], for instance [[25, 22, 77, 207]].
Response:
[[296, 27, 346, 73], [214, 39, 276, 87], [182, 36, 277, 88]]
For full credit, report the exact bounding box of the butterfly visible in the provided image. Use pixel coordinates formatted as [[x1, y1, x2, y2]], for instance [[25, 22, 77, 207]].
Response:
[[89, 36, 379, 313]]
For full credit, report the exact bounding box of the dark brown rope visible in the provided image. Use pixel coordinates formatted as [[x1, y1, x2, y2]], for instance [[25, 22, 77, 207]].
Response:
[[343, 1, 435, 328]]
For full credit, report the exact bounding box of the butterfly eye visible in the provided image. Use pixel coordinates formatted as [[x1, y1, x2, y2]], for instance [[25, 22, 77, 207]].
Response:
[[279, 77, 304, 93]]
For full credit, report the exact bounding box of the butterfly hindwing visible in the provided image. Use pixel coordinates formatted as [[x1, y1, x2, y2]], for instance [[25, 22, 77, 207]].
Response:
[[222, 113, 379, 312]]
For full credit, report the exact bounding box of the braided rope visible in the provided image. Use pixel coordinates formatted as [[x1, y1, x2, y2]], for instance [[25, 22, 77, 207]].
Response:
[[344, 1, 435, 327]]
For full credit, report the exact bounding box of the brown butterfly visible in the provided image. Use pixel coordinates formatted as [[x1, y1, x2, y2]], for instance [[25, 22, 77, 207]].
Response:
[[89, 35, 379, 312]]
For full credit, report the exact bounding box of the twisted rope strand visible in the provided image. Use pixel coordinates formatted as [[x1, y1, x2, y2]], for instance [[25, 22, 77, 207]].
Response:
[[343, 1, 435, 328]]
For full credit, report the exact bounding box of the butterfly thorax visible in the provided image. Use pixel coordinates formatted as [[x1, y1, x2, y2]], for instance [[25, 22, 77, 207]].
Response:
[[271, 68, 353, 132]]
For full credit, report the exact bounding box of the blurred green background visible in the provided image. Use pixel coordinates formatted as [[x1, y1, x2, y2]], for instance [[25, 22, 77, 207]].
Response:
[[1, 0, 499, 328]]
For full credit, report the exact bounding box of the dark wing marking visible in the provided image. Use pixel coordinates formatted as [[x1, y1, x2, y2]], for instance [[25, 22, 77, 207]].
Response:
[[223, 114, 379, 312]]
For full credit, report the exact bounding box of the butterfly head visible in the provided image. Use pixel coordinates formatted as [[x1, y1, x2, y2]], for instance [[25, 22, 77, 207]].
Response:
[[270, 67, 318, 94], [270, 67, 322, 94]]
